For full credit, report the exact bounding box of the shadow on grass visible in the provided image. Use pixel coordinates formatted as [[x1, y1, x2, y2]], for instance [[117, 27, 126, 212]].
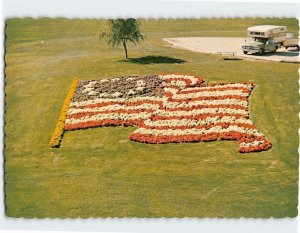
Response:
[[222, 57, 243, 61], [121, 55, 186, 64], [263, 51, 299, 57]]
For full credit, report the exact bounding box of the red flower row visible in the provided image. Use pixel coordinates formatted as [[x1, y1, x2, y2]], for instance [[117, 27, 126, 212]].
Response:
[[67, 108, 155, 120], [151, 113, 247, 121], [201, 81, 255, 87], [64, 119, 143, 131], [129, 131, 272, 153], [140, 122, 257, 131], [165, 104, 248, 111]]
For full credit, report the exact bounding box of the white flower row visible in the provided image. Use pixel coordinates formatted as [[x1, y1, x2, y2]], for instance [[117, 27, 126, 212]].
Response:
[[68, 103, 161, 115], [66, 112, 153, 124], [163, 98, 248, 108], [240, 140, 265, 148], [170, 89, 249, 99], [167, 80, 188, 88], [159, 74, 200, 86], [134, 125, 263, 137], [164, 87, 180, 95], [183, 83, 253, 92], [70, 96, 162, 107], [154, 107, 248, 117], [143, 116, 253, 128]]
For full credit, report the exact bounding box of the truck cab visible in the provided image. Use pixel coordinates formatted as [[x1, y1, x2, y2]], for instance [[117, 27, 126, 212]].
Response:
[[242, 25, 286, 55]]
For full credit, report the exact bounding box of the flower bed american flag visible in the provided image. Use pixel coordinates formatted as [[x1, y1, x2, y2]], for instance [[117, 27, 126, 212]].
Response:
[[59, 74, 272, 153]]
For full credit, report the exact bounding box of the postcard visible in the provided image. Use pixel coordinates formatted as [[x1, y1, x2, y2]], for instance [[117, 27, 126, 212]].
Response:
[[4, 16, 299, 219]]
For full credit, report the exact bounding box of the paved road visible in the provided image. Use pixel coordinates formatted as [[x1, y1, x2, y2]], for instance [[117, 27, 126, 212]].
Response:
[[164, 37, 300, 63]]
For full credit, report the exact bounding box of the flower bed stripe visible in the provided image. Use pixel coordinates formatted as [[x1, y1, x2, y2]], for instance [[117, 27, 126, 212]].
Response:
[[142, 116, 254, 127], [165, 95, 248, 102], [67, 109, 156, 120], [64, 119, 142, 131], [70, 97, 162, 108], [152, 107, 249, 117], [159, 73, 204, 86], [141, 121, 256, 130], [129, 132, 271, 153], [65, 112, 153, 124], [165, 104, 248, 111], [131, 125, 263, 137], [151, 113, 247, 121], [179, 86, 252, 94], [161, 75, 204, 87], [71, 98, 249, 110], [68, 103, 161, 114], [129, 132, 269, 144], [141, 122, 257, 131], [50, 79, 78, 148], [170, 89, 250, 99], [163, 99, 248, 108]]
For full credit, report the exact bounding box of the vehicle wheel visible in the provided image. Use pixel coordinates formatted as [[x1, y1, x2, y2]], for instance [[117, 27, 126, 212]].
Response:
[[258, 48, 264, 55], [243, 51, 248, 54]]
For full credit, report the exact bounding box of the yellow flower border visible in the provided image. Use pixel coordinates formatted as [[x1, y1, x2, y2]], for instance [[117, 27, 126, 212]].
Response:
[[50, 79, 79, 148]]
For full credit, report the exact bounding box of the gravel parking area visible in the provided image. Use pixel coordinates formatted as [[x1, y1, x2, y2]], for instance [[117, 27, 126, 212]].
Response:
[[164, 37, 300, 63]]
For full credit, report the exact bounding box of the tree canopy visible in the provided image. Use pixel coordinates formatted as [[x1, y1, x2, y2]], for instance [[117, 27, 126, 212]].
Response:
[[101, 18, 144, 59]]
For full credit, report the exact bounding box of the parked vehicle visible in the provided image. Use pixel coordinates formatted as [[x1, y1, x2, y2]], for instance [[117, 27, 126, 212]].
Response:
[[242, 25, 287, 55]]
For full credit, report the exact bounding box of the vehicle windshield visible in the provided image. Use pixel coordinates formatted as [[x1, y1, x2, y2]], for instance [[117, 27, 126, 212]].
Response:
[[248, 37, 267, 43]]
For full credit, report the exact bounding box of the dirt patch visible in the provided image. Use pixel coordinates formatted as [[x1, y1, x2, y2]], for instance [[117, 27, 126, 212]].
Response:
[[164, 37, 299, 63]]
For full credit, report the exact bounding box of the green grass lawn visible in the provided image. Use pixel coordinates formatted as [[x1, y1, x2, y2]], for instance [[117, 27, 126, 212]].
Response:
[[4, 18, 299, 218]]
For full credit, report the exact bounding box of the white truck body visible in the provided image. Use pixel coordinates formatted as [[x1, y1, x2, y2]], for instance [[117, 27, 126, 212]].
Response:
[[247, 25, 287, 43], [242, 25, 289, 55]]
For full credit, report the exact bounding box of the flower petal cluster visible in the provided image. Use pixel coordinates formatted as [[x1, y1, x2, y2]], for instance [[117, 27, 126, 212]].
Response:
[[50, 79, 78, 148]]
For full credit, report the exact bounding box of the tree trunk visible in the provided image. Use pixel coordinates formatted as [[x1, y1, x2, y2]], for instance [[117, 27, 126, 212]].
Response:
[[122, 40, 128, 59]]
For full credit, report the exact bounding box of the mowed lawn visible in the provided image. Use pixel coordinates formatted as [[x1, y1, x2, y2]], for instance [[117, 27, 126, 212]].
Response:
[[5, 18, 299, 218]]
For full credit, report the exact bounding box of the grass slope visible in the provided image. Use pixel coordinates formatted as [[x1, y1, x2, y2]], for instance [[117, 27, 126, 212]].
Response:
[[5, 18, 299, 218]]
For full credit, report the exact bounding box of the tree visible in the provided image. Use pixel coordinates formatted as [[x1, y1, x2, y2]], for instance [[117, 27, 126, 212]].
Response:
[[101, 18, 144, 59]]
